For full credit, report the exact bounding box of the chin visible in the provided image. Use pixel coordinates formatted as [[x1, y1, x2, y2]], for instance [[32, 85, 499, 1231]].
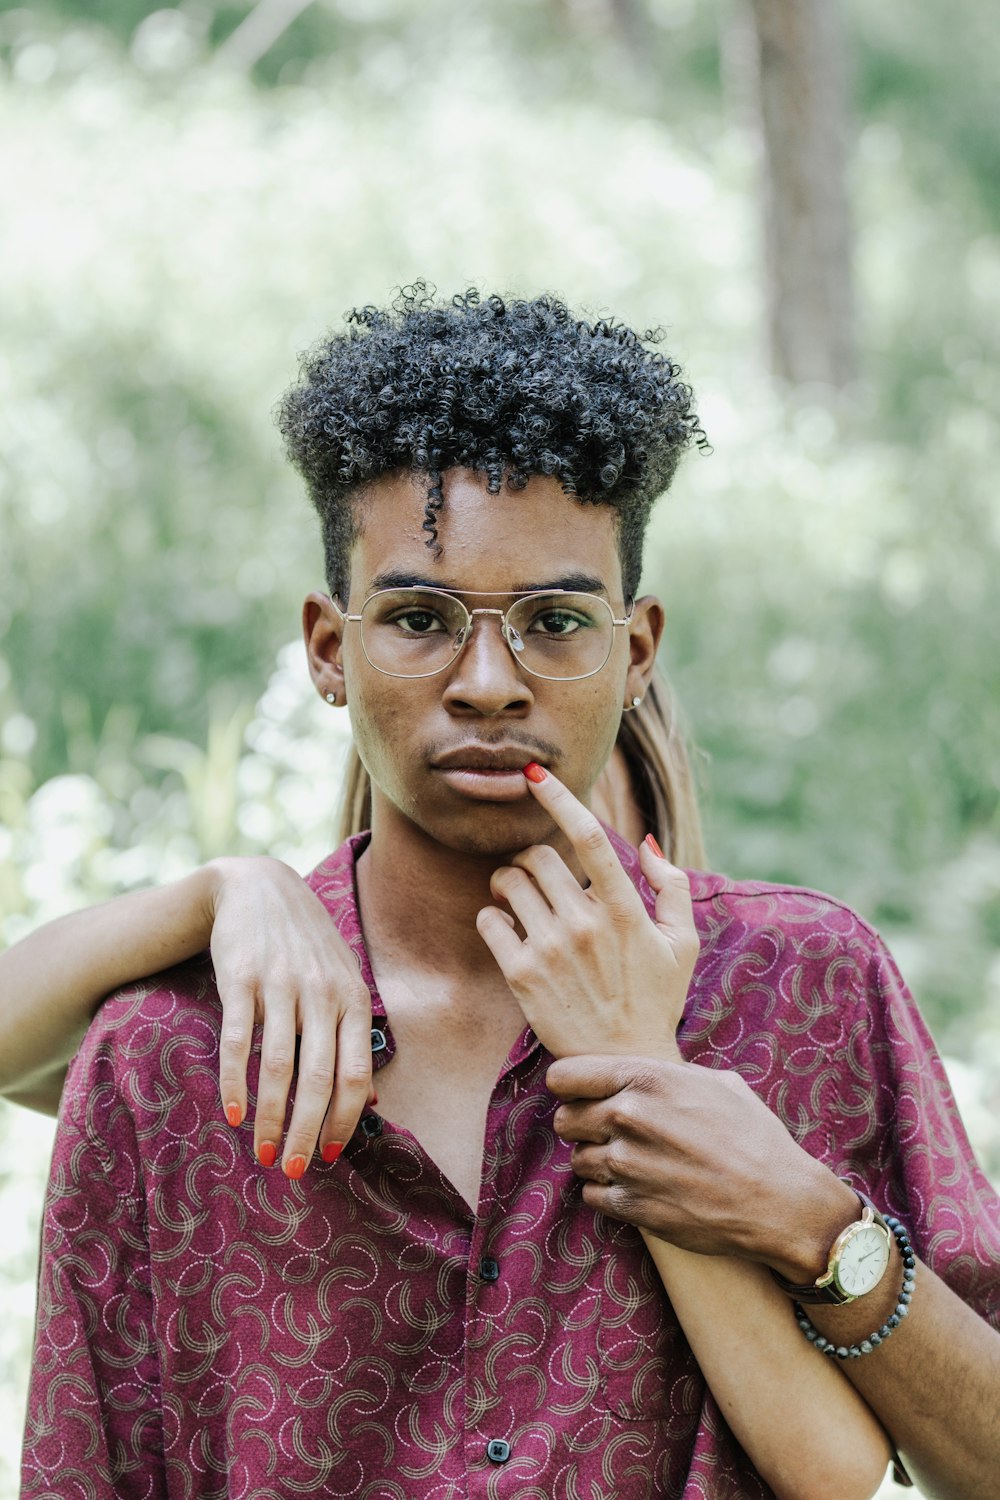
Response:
[[411, 799, 557, 858]]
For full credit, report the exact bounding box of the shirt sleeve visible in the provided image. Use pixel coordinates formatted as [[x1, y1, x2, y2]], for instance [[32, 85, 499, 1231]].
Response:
[[832, 932, 1000, 1327], [21, 1021, 166, 1499]]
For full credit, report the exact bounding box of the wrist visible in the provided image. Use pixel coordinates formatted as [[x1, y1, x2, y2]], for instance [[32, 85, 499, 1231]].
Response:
[[764, 1170, 860, 1286]]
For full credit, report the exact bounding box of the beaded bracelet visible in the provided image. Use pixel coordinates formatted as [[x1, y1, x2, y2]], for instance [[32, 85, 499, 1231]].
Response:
[[794, 1215, 917, 1360]]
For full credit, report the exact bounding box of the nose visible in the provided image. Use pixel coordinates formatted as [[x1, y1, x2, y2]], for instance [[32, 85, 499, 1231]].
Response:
[[441, 610, 535, 717]]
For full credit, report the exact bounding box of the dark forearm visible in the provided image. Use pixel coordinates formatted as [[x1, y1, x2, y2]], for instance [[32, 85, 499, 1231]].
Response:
[[803, 1251, 1000, 1500]]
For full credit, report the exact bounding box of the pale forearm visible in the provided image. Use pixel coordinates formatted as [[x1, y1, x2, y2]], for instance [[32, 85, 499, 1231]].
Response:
[[641, 1231, 890, 1500], [0, 866, 219, 1107], [806, 1253, 1000, 1500]]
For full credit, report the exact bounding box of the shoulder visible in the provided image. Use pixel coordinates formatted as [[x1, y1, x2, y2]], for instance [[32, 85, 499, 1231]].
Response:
[[63, 954, 224, 1131], [685, 869, 886, 967], [611, 819, 887, 980], [681, 870, 910, 1038]]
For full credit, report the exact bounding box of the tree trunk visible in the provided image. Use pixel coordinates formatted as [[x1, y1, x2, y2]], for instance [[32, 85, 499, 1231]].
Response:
[[747, 0, 854, 388]]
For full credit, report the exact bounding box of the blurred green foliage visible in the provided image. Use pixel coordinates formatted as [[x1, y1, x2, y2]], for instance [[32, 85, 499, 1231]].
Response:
[[1, 1, 999, 1045], [2, 6, 1000, 1487]]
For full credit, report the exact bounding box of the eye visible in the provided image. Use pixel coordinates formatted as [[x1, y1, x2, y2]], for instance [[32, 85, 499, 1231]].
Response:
[[389, 608, 448, 635], [528, 608, 588, 636]]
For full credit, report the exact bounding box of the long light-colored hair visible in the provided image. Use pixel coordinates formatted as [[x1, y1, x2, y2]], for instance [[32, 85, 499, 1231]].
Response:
[[335, 665, 707, 869]]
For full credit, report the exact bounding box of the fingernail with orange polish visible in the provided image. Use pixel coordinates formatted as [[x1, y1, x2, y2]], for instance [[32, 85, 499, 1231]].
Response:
[[225, 1103, 242, 1128], [523, 763, 547, 783], [644, 833, 665, 859], [257, 1141, 277, 1168], [321, 1141, 344, 1165], [284, 1155, 306, 1180]]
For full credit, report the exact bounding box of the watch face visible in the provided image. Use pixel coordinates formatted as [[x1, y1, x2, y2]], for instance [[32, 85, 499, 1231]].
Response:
[[836, 1224, 891, 1297]]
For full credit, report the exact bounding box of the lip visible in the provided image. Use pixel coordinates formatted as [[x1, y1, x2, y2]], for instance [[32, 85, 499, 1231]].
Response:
[[431, 745, 546, 771], [434, 766, 531, 802]]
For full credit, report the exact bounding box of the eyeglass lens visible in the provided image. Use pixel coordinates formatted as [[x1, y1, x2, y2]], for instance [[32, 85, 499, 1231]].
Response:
[[359, 590, 615, 680]]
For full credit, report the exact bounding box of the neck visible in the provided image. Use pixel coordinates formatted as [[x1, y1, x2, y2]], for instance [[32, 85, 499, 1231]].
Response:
[[354, 795, 583, 991]]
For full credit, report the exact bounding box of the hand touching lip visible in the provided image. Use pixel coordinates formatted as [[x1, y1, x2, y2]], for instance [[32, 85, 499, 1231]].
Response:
[[474, 763, 698, 1060]]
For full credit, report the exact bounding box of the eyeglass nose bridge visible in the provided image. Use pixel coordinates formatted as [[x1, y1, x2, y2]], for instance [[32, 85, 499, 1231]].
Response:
[[451, 606, 526, 662]]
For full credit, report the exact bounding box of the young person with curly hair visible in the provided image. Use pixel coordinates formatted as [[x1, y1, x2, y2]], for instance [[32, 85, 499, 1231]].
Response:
[[16, 285, 1000, 1499]]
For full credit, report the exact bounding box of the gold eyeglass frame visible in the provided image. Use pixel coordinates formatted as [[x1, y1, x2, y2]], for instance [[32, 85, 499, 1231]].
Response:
[[329, 587, 635, 682]]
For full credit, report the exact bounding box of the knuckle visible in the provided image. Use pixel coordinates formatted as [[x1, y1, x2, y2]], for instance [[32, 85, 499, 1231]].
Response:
[[604, 1140, 630, 1178], [261, 1048, 294, 1077], [578, 821, 607, 855], [219, 1027, 249, 1054], [607, 901, 637, 933], [517, 844, 556, 873], [223, 964, 258, 996], [607, 1097, 635, 1133], [338, 1060, 372, 1090], [344, 980, 372, 1012], [300, 1064, 335, 1093], [563, 911, 595, 946]]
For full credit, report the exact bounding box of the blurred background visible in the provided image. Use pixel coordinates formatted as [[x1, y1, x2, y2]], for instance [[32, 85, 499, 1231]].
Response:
[[1, 1, 999, 1492]]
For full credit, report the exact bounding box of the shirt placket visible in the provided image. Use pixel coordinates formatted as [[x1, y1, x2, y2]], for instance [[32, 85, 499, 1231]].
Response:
[[463, 1031, 547, 1489]]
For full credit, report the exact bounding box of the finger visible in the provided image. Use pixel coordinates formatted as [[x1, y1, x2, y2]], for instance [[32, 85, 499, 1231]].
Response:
[[489, 863, 557, 936], [552, 1099, 609, 1143], [509, 842, 587, 914], [579, 1178, 647, 1227], [253, 997, 298, 1168], [638, 837, 699, 953], [279, 995, 338, 1178], [546, 1053, 644, 1102], [217, 981, 256, 1129], [476, 904, 526, 972], [522, 764, 636, 906], [318, 1003, 373, 1165], [569, 1141, 618, 1185]]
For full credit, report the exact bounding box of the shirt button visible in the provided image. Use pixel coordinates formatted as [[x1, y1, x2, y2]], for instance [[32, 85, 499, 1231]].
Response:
[[479, 1256, 500, 1282], [360, 1115, 383, 1138], [486, 1439, 511, 1464], [371, 1027, 387, 1053]]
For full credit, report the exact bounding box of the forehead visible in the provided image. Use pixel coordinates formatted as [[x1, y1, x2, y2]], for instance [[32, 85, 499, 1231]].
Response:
[[349, 468, 623, 597]]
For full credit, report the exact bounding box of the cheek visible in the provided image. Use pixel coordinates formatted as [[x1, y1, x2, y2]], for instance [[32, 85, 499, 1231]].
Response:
[[346, 678, 423, 793], [558, 681, 623, 787]]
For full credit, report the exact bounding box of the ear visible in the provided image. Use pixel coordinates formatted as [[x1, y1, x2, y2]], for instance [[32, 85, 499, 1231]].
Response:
[[625, 595, 665, 704], [303, 591, 348, 705]]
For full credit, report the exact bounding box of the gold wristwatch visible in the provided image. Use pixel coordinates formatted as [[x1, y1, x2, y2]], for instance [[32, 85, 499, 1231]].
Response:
[[771, 1190, 893, 1305]]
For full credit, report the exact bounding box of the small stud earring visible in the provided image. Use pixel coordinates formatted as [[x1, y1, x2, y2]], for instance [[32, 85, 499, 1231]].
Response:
[[325, 691, 337, 705], [632, 695, 642, 708], [623, 694, 643, 712]]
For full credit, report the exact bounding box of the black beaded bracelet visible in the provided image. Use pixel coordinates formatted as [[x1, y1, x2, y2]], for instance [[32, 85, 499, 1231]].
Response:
[[794, 1215, 917, 1360]]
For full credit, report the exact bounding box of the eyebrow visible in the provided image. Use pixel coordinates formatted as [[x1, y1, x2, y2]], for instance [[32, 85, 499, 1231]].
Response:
[[365, 569, 609, 596]]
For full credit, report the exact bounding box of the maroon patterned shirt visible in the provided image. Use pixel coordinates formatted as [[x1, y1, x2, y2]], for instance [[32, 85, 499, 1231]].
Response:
[[22, 830, 1000, 1499]]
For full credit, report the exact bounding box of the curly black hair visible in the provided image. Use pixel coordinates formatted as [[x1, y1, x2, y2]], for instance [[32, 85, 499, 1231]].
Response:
[[276, 281, 706, 600]]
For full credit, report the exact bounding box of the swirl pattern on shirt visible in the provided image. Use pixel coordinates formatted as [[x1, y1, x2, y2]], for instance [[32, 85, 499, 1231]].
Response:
[[22, 832, 1000, 1498]]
